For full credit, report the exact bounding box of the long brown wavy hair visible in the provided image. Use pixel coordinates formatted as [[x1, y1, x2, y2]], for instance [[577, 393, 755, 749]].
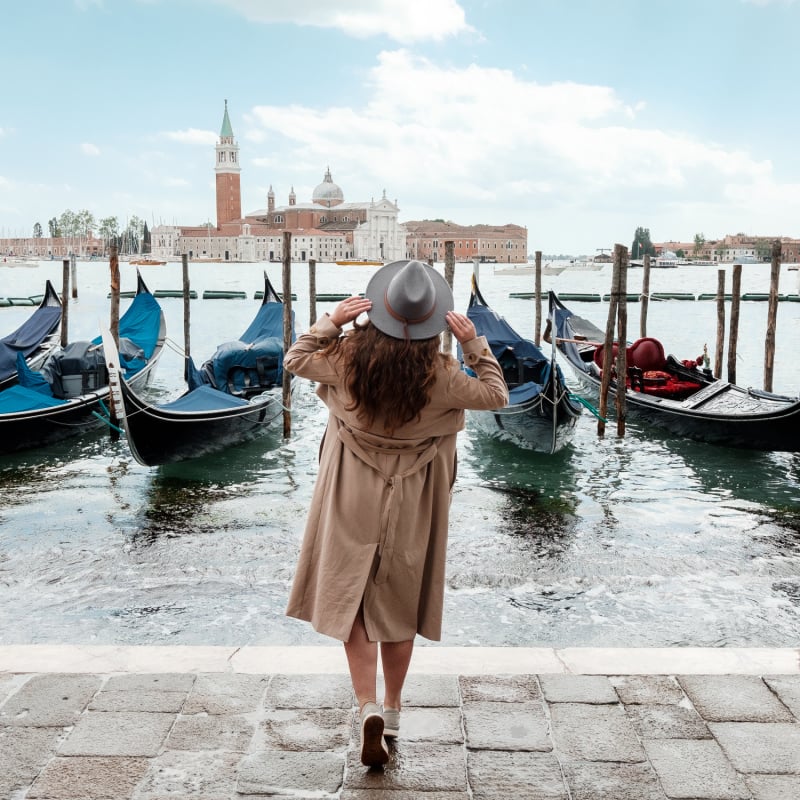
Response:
[[325, 320, 448, 434]]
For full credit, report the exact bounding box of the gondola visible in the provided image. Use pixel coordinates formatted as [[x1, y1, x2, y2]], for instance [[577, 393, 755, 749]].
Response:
[[104, 273, 295, 466], [458, 277, 582, 453], [549, 290, 800, 452], [0, 272, 165, 455], [0, 280, 62, 392]]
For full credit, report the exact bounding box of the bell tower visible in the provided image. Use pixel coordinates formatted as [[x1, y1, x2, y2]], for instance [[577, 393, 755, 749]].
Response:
[[215, 99, 241, 228]]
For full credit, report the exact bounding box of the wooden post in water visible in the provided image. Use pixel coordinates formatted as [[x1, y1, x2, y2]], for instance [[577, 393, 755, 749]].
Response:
[[308, 258, 317, 328], [598, 253, 621, 438], [181, 254, 190, 381], [109, 245, 120, 345], [70, 253, 78, 299], [442, 241, 455, 355], [60, 258, 70, 347], [534, 250, 542, 345], [763, 239, 781, 392], [282, 232, 293, 438], [613, 244, 628, 437], [714, 269, 726, 378], [108, 244, 121, 437], [727, 264, 742, 385], [640, 253, 651, 338]]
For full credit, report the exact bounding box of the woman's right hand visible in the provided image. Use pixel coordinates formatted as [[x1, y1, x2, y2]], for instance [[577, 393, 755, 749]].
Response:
[[329, 296, 372, 328], [446, 311, 477, 344]]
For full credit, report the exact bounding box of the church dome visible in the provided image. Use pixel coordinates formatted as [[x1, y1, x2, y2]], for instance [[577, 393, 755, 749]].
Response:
[[312, 167, 344, 206]]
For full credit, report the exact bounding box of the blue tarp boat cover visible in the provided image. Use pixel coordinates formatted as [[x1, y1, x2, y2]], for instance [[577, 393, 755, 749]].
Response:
[[466, 303, 548, 364], [159, 384, 250, 412], [188, 299, 295, 395], [0, 303, 61, 382], [0, 289, 162, 413], [508, 381, 545, 404], [0, 384, 67, 413], [91, 291, 162, 372]]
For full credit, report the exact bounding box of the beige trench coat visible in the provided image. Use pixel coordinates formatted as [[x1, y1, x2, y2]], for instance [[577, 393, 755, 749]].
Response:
[[284, 315, 508, 643]]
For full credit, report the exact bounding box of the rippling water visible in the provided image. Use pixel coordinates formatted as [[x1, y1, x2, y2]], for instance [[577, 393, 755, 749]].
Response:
[[1, 259, 798, 647]]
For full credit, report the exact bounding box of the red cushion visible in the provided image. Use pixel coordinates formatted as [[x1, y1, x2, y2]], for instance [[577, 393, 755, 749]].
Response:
[[628, 337, 666, 372]]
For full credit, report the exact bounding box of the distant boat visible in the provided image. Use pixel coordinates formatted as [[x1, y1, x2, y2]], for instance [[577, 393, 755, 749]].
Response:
[[335, 258, 384, 266], [129, 257, 167, 266], [1, 256, 37, 268]]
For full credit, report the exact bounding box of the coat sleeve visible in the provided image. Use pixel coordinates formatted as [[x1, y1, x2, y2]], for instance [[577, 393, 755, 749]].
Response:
[[444, 335, 509, 410], [284, 314, 343, 385]]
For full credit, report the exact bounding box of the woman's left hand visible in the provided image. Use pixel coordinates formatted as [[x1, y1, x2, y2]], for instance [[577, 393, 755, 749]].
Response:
[[329, 296, 372, 328]]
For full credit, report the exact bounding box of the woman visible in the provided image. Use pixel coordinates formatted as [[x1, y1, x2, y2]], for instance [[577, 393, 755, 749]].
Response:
[[284, 259, 508, 767]]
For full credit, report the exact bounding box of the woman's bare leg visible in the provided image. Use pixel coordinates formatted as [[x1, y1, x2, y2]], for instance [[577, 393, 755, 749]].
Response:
[[380, 639, 414, 710], [344, 609, 378, 710]]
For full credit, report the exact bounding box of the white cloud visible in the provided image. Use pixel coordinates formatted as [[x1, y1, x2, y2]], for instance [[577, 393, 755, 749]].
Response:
[[80, 142, 101, 156], [162, 177, 190, 187], [244, 49, 798, 246], [163, 128, 217, 146], [211, 0, 473, 42]]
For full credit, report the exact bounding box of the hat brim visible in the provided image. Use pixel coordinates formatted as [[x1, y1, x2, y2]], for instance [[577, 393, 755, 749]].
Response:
[[364, 260, 454, 340]]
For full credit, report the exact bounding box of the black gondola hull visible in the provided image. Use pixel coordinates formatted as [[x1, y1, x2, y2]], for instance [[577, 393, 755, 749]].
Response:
[[462, 278, 582, 453], [116, 379, 285, 466], [551, 290, 800, 452]]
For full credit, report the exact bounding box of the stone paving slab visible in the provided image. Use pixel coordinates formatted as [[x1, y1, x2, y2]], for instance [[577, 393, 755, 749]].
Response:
[[0, 648, 799, 798]]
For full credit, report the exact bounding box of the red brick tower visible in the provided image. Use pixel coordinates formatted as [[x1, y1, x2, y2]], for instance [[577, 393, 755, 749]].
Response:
[[215, 100, 241, 228]]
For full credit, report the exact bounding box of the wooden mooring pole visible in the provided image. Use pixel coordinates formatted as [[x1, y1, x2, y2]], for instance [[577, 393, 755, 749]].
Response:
[[308, 258, 317, 328], [640, 253, 651, 338], [282, 232, 293, 438], [714, 269, 725, 379], [727, 264, 742, 385], [763, 239, 781, 392], [60, 258, 70, 347], [442, 241, 455, 355], [613, 244, 628, 438], [108, 244, 120, 437], [181, 254, 191, 381], [598, 251, 621, 438], [70, 253, 78, 299], [534, 250, 542, 345]]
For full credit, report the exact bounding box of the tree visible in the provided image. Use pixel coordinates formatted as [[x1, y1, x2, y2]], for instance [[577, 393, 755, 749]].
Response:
[[98, 216, 120, 254], [676, 249, 685, 258], [142, 221, 151, 254], [122, 216, 144, 254], [75, 209, 96, 237], [631, 227, 656, 259], [33, 222, 43, 238], [693, 233, 705, 256], [48, 217, 61, 238]]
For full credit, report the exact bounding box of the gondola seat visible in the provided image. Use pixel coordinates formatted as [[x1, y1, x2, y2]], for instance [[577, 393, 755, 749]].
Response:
[[594, 337, 703, 399]]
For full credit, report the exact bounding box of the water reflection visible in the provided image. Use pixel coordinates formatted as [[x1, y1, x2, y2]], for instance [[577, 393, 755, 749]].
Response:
[[131, 430, 292, 545]]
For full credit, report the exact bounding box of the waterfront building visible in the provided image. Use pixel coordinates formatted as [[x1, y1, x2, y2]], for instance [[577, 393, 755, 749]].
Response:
[[657, 234, 800, 264], [151, 104, 406, 263], [404, 220, 527, 264]]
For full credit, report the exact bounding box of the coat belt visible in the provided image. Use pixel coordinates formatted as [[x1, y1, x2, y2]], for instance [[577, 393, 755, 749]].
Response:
[[337, 424, 440, 585]]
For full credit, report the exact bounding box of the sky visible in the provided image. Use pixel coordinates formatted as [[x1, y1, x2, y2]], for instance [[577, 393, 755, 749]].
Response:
[[1, 0, 799, 255]]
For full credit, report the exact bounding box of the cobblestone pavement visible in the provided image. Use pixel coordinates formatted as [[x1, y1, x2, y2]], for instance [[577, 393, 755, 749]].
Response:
[[0, 647, 799, 799]]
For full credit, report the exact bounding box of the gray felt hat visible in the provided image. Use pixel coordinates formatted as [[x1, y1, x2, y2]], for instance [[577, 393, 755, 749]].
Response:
[[365, 260, 454, 340]]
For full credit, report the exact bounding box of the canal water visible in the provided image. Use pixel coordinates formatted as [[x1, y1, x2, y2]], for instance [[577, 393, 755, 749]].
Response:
[[1, 259, 799, 648]]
